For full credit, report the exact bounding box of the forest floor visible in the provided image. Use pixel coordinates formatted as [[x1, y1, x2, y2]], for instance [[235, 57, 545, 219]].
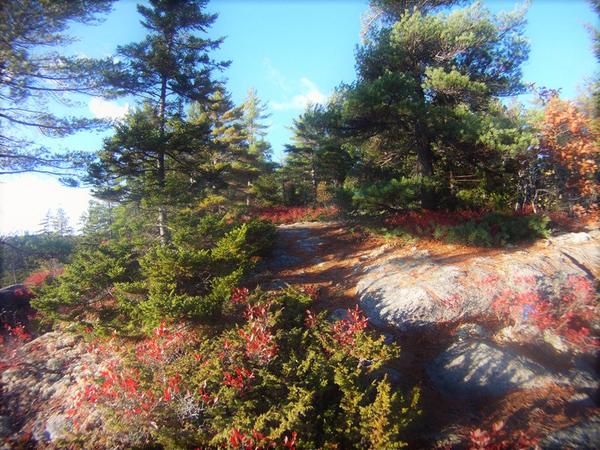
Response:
[[253, 221, 599, 448]]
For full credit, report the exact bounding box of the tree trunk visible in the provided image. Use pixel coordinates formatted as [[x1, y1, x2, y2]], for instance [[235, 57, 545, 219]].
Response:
[[157, 76, 169, 243], [415, 126, 435, 209], [246, 180, 251, 206], [416, 136, 434, 177], [310, 149, 317, 206], [413, 76, 435, 209]]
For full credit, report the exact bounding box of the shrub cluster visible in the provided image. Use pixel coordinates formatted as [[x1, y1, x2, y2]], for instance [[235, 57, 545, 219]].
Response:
[[32, 214, 276, 333], [467, 421, 540, 450], [349, 177, 445, 214], [382, 210, 550, 247], [67, 288, 420, 449], [489, 274, 598, 351], [252, 206, 339, 224], [435, 213, 550, 247]]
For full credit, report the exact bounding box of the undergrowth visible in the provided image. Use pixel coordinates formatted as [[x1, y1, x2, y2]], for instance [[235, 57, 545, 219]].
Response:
[[65, 287, 420, 449], [378, 210, 551, 247]]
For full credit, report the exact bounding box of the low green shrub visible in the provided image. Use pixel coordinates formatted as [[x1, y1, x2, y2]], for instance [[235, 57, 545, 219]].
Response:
[[33, 214, 276, 332], [455, 187, 512, 211], [436, 213, 550, 247], [350, 176, 441, 213], [68, 288, 420, 449], [380, 210, 550, 247], [31, 239, 138, 324]]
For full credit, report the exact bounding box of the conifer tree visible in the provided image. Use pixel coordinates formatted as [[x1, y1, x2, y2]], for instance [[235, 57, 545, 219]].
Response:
[[52, 208, 73, 236], [342, 0, 529, 207], [0, 0, 116, 179], [38, 210, 54, 235], [241, 88, 274, 206], [284, 105, 350, 205], [242, 87, 272, 161], [92, 0, 228, 241]]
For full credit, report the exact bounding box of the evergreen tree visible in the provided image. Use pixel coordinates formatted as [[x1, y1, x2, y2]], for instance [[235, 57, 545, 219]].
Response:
[[284, 105, 351, 205], [189, 88, 273, 207], [79, 201, 114, 241], [188, 90, 249, 204], [342, 0, 529, 207], [285, 109, 322, 205], [0, 0, 116, 180], [52, 208, 73, 236], [241, 88, 275, 206], [242, 87, 272, 161], [38, 210, 54, 235], [93, 0, 228, 241]]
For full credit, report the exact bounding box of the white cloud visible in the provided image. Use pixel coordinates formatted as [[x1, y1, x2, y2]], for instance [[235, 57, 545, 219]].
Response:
[[270, 77, 327, 111], [263, 57, 291, 93], [0, 174, 92, 235], [89, 97, 129, 120]]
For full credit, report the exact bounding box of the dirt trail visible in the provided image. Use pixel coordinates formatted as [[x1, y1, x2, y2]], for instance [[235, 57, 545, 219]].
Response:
[[255, 221, 382, 311]]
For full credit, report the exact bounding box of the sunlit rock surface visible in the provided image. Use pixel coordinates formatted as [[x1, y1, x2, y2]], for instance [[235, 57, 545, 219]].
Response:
[[357, 230, 600, 330]]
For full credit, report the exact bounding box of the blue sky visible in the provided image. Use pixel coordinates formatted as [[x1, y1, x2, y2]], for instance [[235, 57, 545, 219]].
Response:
[[0, 0, 597, 234]]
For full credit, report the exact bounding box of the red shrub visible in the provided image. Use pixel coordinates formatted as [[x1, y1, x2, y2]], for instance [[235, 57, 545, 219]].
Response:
[[228, 428, 296, 450], [223, 366, 254, 392], [467, 421, 539, 450], [231, 287, 250, 305], [0, 322, 34, 374], [383, 210, 486, 238], [252, 206, 338, 224], [331, 305, 369, 346], [491, 275, 598, 350], [23, 268, 63, 287], [305, 310, 317, 329], [238, 323, 277, 363]]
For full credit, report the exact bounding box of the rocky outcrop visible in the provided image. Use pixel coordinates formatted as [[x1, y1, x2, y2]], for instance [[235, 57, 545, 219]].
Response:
[[1, 331, 108, 445], [541, 415, 600, 449], [356, 229, 599, 445], [356, 231, 600, 331], [427, 338, 598, 399], [427, 339, 555, 397]]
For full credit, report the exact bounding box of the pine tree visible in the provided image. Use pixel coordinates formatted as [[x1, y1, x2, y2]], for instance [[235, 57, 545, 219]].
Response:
[[285, 108, 323, 205], [38, 210, 54, 235], [93, 0, 228, 241], [0, 0, 116, 180], [241, 88, 274, 206], [284, 105, 350, 205], [52, 208, 73, 236], [242, 87, 272, 161], [188, 88, 272, 207], [342, 1, 529, 207]]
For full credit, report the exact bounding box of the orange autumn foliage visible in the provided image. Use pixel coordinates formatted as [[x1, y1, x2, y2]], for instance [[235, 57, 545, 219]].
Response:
[[540, 98, 599, 199]]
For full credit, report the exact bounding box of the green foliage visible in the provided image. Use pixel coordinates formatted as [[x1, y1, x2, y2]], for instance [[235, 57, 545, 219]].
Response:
[[33, 213, 276, 332], [76, 288, 420, 449], [90, 0, 231, 240], [283, 104, 352, 206], [454, 187, 511, 211], [350, 177, 443, 213], [0, 0, 115, 178], [280, 0, 534, 211], [242, 219, 277, 257], [359, 376, 419, 449], [0, 233, 77, 286], [251, 173, 283, 207], [32, 239, 136, 323], [435, 213, 550, 247]]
